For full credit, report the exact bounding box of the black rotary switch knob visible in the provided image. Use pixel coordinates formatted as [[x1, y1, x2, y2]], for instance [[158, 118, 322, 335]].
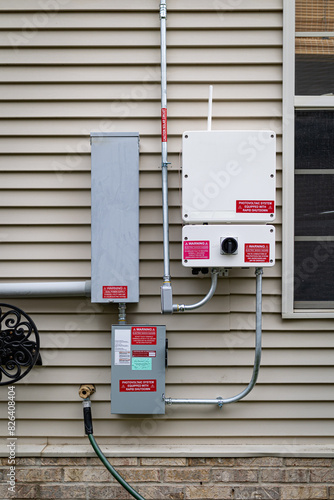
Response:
[[221, 237, 238, 255]]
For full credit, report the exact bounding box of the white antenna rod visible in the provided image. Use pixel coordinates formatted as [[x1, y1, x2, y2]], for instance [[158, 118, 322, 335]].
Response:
[[207, 85, 213, 131]]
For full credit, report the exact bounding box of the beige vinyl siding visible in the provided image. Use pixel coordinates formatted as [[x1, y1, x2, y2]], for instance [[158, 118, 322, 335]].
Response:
[[0, 0, 332, 454]]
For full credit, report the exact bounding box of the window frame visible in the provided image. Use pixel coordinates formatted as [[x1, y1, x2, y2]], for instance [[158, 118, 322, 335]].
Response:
[[282, 0, 334, 318]]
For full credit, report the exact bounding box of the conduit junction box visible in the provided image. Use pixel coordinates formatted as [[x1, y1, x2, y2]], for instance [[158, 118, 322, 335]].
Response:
[[182, 130, 276, 224], [111, 325, 166, 415], [90, 132, 140, 304], [182, 224, 275, 268]]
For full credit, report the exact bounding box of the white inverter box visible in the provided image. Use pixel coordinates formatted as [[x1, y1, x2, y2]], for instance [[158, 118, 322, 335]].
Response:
[[182, 130, 276, 224]]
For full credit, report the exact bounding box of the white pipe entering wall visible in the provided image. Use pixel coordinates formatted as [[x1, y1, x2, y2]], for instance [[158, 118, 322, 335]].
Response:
[[0, 281, 91, 298], [207, 85, 213, 131]]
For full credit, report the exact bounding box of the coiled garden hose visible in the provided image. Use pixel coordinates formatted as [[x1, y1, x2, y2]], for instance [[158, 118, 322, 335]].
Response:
[[82, 398, 146, 500]]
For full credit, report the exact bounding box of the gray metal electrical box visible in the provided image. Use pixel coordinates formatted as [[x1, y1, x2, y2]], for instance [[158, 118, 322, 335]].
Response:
[[90, 132, 139, 303], [111, 325, 166, 414]]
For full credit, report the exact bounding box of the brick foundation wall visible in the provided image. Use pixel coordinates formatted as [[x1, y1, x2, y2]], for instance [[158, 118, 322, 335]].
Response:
[[1, 456, 333, 499]]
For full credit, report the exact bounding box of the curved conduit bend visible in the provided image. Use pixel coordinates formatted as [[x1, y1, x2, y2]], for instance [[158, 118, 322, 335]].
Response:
[[164, 268, 263, 407]]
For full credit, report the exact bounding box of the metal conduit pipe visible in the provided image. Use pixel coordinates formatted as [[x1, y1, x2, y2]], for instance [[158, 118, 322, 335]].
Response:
[[160, 0, 170, 284], [159, 1, 217, 315], [173, 270, 218, 312], [0, 281, 91, 298], [165, 268, 263, 407]]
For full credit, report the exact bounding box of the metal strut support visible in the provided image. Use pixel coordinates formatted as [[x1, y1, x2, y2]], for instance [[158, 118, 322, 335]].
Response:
[[164, 268, 264, 406]]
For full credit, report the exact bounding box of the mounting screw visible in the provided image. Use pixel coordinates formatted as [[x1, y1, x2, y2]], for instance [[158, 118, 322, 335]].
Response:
[[270, 214, 274, 218], [185, 134, 188, 138]]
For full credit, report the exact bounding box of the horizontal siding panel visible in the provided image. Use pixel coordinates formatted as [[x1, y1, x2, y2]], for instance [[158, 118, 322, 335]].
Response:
[[0, 100, 281, 118], [72, 328, 334, 349], [0, 153, 283, 174], [0, 190, 90, 207], [0, 384, 330, 403], [0, 83, 282, 101], [0, 12, 282, 30], [2, 419, 332, 438], [16, 365, 333, 386], [0, 48, 282, 65], [0, 30, 282, 47], [0, 242, 90, 260], [33, 330, 334, 349], [0, 119, 283, 139], [0, 171, 180, 189], [0, 65, 282, 83], [170, 349, 334, 367], [0, 189, 180, 207], [0, 261, 90, 278], [37, 345, 334, 368], [0, 224, 184, 243], [6, 402, 332, 421], [0, 207, 90, 224], [0, 128, 283, 151], [0, 0, 283, 11], [0, 225, 90, 242], [0, 313, 232, 332]]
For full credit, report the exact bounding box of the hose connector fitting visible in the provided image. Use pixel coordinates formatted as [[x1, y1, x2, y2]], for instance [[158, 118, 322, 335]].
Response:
[[79, 384, 96, 399]]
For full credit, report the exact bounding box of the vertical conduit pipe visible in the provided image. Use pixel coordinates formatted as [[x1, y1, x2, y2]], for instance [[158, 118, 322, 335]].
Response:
[[160, 0, 174, 314], [160, 0, 170, 284]]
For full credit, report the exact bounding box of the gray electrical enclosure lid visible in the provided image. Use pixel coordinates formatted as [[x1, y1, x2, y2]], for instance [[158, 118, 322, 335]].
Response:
[[90, 132, 139, 303], [111, 325, 166, 415]]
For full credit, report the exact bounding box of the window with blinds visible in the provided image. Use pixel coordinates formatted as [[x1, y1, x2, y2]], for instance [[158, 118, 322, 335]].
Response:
[[295, 0, 334, 94], [293, 0, 334, 309]]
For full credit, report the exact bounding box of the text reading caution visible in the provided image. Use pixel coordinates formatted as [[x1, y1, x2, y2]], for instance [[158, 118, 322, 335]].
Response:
[[183, 240, 210, 260], [245, 244, 270, 263], [236, 200, 274, 214], [119, 380, 157, 392]]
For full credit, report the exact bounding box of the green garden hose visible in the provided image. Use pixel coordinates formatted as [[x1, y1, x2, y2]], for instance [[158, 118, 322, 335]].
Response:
[[83, 398, 146, 500]]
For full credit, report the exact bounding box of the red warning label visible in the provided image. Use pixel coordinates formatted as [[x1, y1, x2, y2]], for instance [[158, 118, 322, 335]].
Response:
[[183, 240, 210, 260], [132, 326, 157, 345], [103, 286, 128, 299], [245, 244, 270, 263], [161, 108, 167, 142], [236, 200, 275, 214], [132, 350, 156, 358], [119, 379, 156, 392]]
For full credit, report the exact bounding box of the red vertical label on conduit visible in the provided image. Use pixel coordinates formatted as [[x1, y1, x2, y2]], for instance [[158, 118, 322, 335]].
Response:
[[161, 108, 167, 142]]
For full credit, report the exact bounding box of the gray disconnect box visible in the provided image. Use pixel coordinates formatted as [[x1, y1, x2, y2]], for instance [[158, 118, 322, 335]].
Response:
[[111, 325, 166, 415], [90, 132, 139, 304]]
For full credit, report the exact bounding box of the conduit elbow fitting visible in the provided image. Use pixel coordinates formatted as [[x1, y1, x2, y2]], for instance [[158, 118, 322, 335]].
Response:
[[161, 282, 173, 314]]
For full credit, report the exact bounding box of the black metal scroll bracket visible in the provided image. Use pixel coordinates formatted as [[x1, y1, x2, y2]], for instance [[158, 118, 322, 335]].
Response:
[[0, 303, 42, 386]]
